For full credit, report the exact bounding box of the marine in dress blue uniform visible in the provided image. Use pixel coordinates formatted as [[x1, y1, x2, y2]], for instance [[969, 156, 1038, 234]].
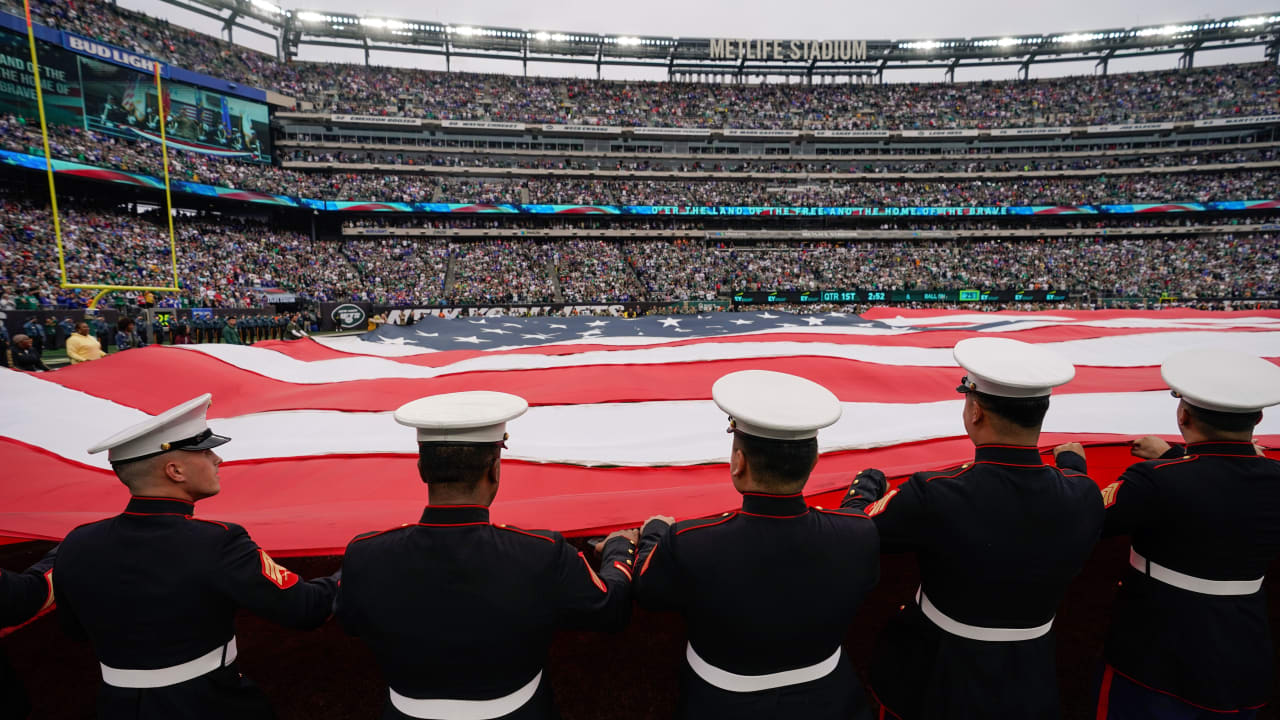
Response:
[[1055, 348, 1280, 719], [336, 391, 635, 720], [635, 370, 881, 720], [844, 337, 1104, 720], [1, 547, 56, 718], [53, 394, 340, 720]]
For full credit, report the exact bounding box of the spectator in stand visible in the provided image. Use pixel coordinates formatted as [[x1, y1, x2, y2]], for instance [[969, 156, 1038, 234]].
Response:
[[21, 317, 44, 356], [0, 317, 8, 368], [11, 334, 48, 371], [65, 321, 105, 364]]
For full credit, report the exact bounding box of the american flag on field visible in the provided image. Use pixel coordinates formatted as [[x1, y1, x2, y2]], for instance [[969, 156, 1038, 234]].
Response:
[[2, 309, 1278, 556]]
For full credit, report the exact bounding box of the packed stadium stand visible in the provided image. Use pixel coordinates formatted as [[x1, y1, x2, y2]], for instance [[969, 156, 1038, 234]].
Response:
[[0, 0, 1278, 317], [4, 3, 1280, 720]]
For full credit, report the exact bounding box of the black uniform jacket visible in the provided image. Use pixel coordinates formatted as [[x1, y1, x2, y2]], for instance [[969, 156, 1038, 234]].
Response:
[[635, 491, 880, 720], [336, 505, 634, 720], [845, 444, 1104, 720], [2, 548, 56, 719], [1058, 441, 1280, 712], [54, 496, 339, 720]]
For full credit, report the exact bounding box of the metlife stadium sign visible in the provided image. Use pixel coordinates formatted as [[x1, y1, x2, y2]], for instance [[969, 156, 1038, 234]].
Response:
[[708, 38, 867, 61]]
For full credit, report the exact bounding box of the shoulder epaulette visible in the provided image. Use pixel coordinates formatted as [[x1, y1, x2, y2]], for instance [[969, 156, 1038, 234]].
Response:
[[674, 512, 737, 536], [493, 524, 557, 543]]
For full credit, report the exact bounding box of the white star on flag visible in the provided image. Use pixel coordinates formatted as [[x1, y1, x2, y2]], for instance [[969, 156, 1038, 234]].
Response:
[[578, 329, 604, 337], [414, 331, 439, 337], [549, 324, 568, 329], [757, 312, 779, 319], [481, 328, 511, 334], [453, 336, 488, 344], [468, 319, 487, 324], [377, 337, 408, 345], [730, 319, 754, 326], [806, 317, 826, 326], [586, 320, 610, 328], [521, 333, 555, 340], [659, 318, 682, 328]]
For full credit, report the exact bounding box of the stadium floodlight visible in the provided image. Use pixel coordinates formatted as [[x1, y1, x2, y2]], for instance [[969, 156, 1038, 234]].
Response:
[[532, 31, 551, 41], [899, 40, 943, 50], [616, 36, 642, 46], [1054, 32, 1104, 43], [250, 0, 282, 14], [296, 10, 325, 22]]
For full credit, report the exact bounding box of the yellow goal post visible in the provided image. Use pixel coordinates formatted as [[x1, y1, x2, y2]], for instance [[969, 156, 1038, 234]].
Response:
[[23, 0, 181, 300]]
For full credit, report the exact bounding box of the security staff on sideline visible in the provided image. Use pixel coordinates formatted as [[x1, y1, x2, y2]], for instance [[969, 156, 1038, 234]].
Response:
[[337, 391, 635, 720], [635, 370, 880, 720], [53, 394, 340, 719], [1055, 349, 1280, 718], [845, 337, 1104, 719], [2, 547, 56, 718]]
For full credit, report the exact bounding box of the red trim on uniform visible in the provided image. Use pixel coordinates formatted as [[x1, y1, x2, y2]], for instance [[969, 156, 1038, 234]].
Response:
[[416, 522, 490, 528], [1108, 665, 1269, 713], [122, 511, 191, 518], [976, 444, 1041, 450], [975, 460, 1046, 468], [814, 508, 871, 520], [639, 542, 658, 577], [348, 525, 415, 544], [187, 517, 230, 530], [919, 466, 975, 482], [737, 510, 810, 519], [869, 686, 903, 720], [40, 568, 54, 613], [578, 552, 608, 593], [130, 495, 195, 505], [675, 514, 736, 535], [740, 491, 804, 498], [495, 525, 556, 543], [423, 504, 491, 509], [1151, 456, 1200, 470], [1191, 454, 1267, 459], [613, 561, 633, 581], [1096, 665, 1115, 720]]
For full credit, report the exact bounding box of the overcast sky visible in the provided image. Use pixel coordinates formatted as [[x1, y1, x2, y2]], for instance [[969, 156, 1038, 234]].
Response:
[[117, 0, 1276, 81]]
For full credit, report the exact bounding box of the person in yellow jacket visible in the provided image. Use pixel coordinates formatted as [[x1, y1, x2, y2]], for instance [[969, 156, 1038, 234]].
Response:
[[66, 321, 106, 364]]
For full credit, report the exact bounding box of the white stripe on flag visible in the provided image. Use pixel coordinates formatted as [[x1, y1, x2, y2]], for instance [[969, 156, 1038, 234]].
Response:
[[188, 331, 1280, 380], [5, 371, 1278, 469]]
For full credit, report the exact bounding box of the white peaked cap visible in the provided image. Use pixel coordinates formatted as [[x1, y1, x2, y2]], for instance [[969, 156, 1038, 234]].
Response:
[[1162, 348, 1280, 413], [712, 370, 842, 441], [953, 337, 1075, 398], [394, 391, 529, 444], [87, 393, 230, 464]]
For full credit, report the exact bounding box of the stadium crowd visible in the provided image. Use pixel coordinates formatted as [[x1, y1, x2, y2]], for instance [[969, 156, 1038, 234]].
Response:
[[4, 118, 1277, 206], [288, 146, 1279, 174], [10, 0, 1280, 131], [4, 201, 1277, 311], [4, 0, 1280, 134]]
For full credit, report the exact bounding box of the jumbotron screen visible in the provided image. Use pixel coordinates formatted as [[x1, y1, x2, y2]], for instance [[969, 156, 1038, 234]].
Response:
[[0, 27, 272, 162]]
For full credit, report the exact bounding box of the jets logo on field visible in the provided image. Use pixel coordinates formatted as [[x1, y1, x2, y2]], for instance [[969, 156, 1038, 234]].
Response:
[[331, 303, 367, 329]]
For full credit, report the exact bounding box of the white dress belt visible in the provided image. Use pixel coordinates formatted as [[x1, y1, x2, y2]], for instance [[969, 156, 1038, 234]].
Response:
[[388, 670, 542, 720], [100, 637, 237, 689], [1129, 548, 1264, 596], [917, 588, 1054, 642], [685, 642, 841, 693]]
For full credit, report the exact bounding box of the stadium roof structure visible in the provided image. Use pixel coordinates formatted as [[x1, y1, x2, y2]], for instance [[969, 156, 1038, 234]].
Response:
[[159, 1, 1280, 81]]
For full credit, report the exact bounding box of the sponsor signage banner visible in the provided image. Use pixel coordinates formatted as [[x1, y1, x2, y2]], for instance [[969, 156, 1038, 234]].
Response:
[[990, 127, 1072, 136], [1192, 115, 1280, 128], [330, 114, 421, 126], [539, 123, 622, 134], [631, 127, 712, 137], [440, 120, 526, 131], [723, 129, 801, 138], [731, 289, 1071, 304]]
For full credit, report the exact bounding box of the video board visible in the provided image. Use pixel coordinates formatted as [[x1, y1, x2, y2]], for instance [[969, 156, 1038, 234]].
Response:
[[0, 27, 272, 162]]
